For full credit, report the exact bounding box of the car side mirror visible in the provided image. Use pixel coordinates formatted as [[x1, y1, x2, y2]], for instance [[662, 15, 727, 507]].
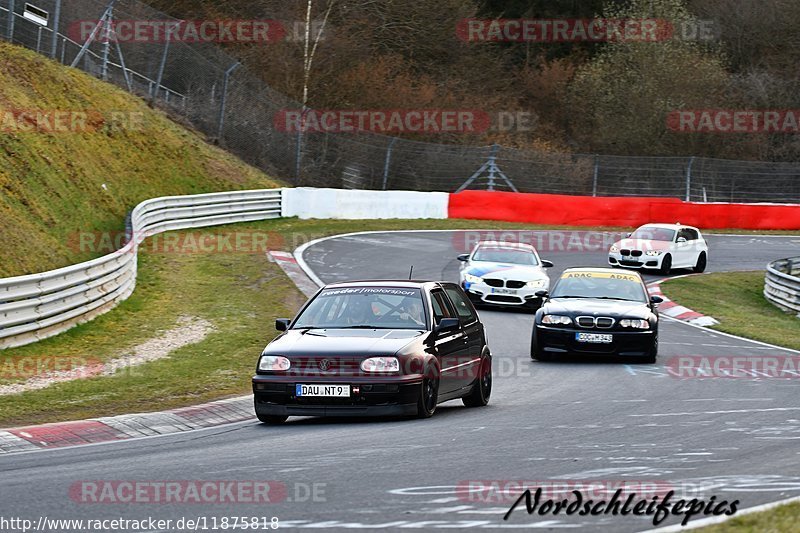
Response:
[[541, 260, 554, 268], [275, 318, 290, 331], [677, 237, 687, 243], [625, 232, 632, 238], [457, 254, 470, 262], [650, 296, 663, 305], [434, 317, 460, 335], [535, 290, 549, 298]]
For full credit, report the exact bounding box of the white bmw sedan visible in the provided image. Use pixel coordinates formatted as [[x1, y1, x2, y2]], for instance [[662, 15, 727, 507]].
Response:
[[608, 223, 708, 275], [458, 241, 553, 310]]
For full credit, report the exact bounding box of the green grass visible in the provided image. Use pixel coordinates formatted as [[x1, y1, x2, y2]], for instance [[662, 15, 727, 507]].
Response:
[[0, 42, 279, 277], [0, 217, 593, 427], [661, 271, 800, 351], [696, 500, 800, 532]]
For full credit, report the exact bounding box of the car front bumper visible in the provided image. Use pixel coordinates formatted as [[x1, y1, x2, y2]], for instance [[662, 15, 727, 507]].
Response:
[[252, 374, 422, 417], [462, 281, 545, 308], [535, 325, 656, 357], [608, 253, 663, 269]]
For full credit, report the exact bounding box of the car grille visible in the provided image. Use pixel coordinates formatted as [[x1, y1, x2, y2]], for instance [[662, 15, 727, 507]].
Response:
[[576, 316, 615, 329], [620, 249, 643, 257], [483, 279, 527, 289], [287, 357, 363, 376], [485, 294, 522, 303]]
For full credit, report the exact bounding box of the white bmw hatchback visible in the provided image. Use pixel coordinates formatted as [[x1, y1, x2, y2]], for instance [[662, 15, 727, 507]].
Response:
[[608, 224, 708, 275], [458, 241, 553, 309]]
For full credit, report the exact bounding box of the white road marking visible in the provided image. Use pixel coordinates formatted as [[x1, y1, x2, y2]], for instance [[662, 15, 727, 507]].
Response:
[[630, 407, 800, 417]]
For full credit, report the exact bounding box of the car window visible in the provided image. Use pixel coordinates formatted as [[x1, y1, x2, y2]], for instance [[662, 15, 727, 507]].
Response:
[[630, 227, 676, 242], [430, 290, 455, 324], [293, 287, 426, 329], [472, 246, 538, 265], [551, 271, 648, 302], [444, 287, 478, 323], [682, 228, 698, 240]]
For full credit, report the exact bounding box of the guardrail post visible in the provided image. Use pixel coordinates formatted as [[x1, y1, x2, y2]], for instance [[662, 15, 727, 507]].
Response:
[[592, 155, 599, 197], [685, 156, 695, 202]]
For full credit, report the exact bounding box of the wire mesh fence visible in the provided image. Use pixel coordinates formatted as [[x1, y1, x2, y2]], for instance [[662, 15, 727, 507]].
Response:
[[3, 0, 800, 203]]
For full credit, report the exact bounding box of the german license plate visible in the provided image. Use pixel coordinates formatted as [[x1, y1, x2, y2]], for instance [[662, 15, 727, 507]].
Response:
[[492, 288, 517, 294], [296, 384, 350, 397], [576, 332, 613, 343]]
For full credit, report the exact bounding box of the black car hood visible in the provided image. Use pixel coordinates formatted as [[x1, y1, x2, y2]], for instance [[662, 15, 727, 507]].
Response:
[[543, 298, 652, 319], [264, 329, 425, 357]]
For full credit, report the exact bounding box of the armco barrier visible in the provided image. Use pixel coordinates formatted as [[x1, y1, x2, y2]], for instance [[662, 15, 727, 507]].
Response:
[[764, 257, 800, 315], [282, 187, 449, 220], [0, 189, 282, 349], [448, 191, 800, 230]]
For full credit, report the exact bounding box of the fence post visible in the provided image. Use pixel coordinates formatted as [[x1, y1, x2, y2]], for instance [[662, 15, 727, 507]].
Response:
[[49, 0, 61, 58], [100, 7, 112, 80], [685, 156, 695, 202], [382, 137, 398, 190], [6, 0, 14, 41], [295, 108, 307, 183], [151, 20, 182, 104], [592, 155, 599, 197], [216, 61, 240, 143]]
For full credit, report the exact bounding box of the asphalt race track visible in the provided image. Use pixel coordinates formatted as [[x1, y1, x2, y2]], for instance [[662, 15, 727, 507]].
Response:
[[2, 230, 800, 531]]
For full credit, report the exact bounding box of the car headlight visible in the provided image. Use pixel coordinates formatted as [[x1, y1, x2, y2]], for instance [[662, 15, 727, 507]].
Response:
[[542, 315, 572, 325], [361, 357, 400, 373], [259, 355, 291, 371], [463, 273, 482, 284], [609, 245, 619, 253], [619, 319, 650, 329], [645, 250, 663, 256], [526, 279, 546, 288]]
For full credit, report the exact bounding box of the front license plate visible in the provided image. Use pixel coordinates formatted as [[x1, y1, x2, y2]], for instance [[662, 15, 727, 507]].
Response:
[[492, 288, 517, 294], [575, 332, 613, 343], [296, 384, 350, 397]]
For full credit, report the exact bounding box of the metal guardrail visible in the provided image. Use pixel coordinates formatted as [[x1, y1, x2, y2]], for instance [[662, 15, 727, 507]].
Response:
[[764, 256, 800, 316], [0, 188, 283, 349]]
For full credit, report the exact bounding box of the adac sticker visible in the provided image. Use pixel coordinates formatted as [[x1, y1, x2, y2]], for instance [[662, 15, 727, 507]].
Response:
[[561, 271, 639, 282]]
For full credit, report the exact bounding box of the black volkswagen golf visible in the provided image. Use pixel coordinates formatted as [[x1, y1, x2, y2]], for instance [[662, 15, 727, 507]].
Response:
[[530, 268, 662, 363], [253, 281, 492, 423]]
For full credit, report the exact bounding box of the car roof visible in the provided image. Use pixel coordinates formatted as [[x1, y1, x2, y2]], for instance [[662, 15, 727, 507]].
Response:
[[561, 267, 644, 279], [636, 223, 700, 231], [323, 280, 443, 289], [475, 240, 536, 251]]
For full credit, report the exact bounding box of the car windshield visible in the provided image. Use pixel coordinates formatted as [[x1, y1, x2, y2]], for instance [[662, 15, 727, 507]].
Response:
[[551, 272, 647, 302], [630, 227, 676, 242], [472, 247, 538, 265], [293, 287, 427, 330]]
